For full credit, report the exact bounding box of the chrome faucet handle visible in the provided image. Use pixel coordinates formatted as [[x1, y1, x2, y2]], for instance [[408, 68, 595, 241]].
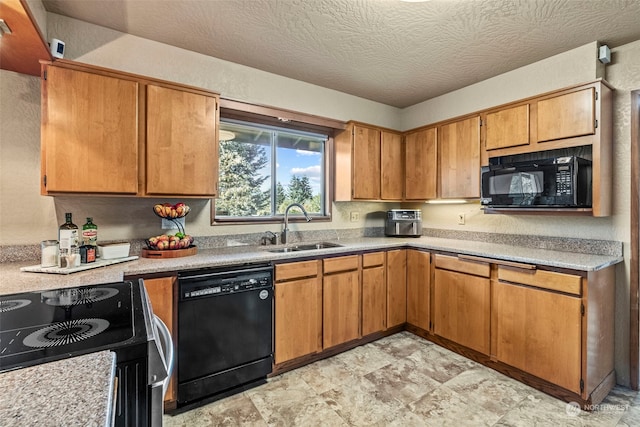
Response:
[[261, 231, 278, 245]]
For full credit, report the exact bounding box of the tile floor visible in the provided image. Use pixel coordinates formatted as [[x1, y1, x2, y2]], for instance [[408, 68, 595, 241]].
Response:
[[164, 332, 640, 426]]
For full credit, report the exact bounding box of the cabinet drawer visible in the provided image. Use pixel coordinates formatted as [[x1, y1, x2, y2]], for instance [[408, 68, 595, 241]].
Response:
[[434, 254, 490, 278], [362, 252, 385, 268], [276, 260, 319, 282], [498, 266, 582, 296], [324, 255, 359, 275]]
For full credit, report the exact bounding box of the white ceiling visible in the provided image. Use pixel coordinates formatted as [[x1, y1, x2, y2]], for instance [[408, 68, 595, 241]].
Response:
[[41, 0, 640, 108]]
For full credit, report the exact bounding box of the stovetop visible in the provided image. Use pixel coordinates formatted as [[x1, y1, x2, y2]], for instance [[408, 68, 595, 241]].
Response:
[[0, 280, 148, 372]]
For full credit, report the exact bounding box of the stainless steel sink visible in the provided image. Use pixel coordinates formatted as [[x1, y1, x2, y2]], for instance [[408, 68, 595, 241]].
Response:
[[268, 242, 343, 253]]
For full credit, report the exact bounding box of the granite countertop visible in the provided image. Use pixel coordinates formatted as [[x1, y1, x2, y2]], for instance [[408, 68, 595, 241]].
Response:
[[0, 236, 623, 295], [0, 351, 116, 427]]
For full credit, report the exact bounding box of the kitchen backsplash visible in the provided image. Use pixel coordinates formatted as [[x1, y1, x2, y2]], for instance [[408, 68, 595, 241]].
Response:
[[1, 227, 622, 263]]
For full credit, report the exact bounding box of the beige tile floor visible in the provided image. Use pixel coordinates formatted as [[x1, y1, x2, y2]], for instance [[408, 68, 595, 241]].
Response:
[[164, 332, 640, 426]]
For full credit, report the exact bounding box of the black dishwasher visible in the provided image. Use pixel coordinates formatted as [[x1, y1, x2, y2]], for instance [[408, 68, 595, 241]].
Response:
[[177, 264, 273, 406]]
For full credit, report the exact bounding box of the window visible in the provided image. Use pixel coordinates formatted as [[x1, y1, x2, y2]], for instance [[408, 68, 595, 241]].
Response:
[[214, 120, 330, 222]]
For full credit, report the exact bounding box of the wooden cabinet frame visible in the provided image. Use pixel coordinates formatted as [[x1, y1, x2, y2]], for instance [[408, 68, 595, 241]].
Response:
[[40, 59, 220, 198]]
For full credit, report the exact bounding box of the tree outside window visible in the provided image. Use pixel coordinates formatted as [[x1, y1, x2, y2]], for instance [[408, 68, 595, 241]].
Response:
[[215, 120, 327, 220]]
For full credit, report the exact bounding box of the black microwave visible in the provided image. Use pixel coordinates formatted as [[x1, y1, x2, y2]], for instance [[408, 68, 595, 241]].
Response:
[[480, 156, 592, 208]]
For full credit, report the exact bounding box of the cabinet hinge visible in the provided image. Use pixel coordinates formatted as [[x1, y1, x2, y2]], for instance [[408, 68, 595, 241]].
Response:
[[580, 378, 584, 392], [43, 70, 47, 80], [479, 119, 483, 126], [43, 175, 47, 188], [581, 303, 585, 316], [595, 91, 599, 101], [594, 119, 598, 129]]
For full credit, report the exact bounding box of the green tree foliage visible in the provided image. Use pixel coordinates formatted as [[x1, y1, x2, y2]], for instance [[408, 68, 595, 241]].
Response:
[[216, 141, 270, 216], [276, 181, 287, 209], [288, 175, 313, 203]]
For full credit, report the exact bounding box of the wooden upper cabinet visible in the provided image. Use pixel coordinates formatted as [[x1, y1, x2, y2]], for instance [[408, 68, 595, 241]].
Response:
[[146, 85, 219, 196], [352, 125, 382, 199], [438, 116, 481, 198], [41, 65, 139, 194], [537, 88, 595, 143], [40, 60, 221, 198], [485, 104, 530, 151], [381, 131, 403, 200], [405, 127, 437, 200]]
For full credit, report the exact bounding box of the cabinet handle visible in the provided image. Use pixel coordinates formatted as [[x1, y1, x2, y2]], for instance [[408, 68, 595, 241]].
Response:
[[456, 254, 492, 265]]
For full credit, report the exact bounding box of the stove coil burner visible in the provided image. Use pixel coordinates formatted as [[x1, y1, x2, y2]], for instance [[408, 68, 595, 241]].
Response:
[[43, 287, 119, 307], [0, 299, 32, 313], [23, 318, 110, 348]]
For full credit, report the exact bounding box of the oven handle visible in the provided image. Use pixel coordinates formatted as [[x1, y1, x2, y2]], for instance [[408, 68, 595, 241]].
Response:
[[154, 315, 174, 396]]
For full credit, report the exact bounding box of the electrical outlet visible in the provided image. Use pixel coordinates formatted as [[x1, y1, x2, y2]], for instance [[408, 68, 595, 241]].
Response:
[[457, 213, 465, 225], [350, 211, 360, 222]]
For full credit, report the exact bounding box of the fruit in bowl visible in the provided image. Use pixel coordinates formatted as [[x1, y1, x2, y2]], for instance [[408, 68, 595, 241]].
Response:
[[147, 233, 194, 250], [153, 202, 190, 219]]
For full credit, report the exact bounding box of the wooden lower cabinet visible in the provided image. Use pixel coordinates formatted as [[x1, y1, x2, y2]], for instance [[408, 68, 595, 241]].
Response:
[[406, 249, 430, 331], [492, 280, 582, 393], [433, 255, 490, 354], [274, 261, 323, 364], [386, 249, 407, 328], [323, 256, 361, 348], [361, 252, 386, 336], [143, 276, 177, 405]]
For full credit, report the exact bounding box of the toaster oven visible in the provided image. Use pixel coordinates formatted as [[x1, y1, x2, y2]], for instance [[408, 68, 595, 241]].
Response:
[[385, 209, 422, 237]]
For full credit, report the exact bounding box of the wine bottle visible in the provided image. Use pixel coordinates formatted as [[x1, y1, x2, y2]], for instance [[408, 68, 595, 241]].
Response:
[[82, 217, 98, 246], [58, 213, 79, 267]]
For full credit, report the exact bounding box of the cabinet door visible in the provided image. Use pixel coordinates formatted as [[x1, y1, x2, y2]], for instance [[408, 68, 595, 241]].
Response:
[[146, 85, 218, 196], [386, 249, 407, 328], [438, 116, 481, 198], [406, 250, 430, 330], [537, 88, 595, 143], [433, 269, 490, 354], [352, 125, 381, 199], [405, 127, 437, 200], [323, 269, 361, 348], [381, 131, 403, 200], [144, 276, 176, 404], [362, 253, 386, 336], [274, 277, 322, 364], [493, 281, 582, 393], [42, 66, 139, 194], [485, 104, 529, 150]]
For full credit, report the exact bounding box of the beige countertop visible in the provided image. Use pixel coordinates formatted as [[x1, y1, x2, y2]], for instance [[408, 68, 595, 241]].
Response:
[[0, 351, 116, 427], [0, 236, 623, 295]]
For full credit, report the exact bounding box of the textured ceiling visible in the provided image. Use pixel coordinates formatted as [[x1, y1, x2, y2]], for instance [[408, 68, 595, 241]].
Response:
[[41, 0, 640, 108]]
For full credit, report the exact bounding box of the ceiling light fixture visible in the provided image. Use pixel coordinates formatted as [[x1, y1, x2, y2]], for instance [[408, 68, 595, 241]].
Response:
[[218, 130, 236, 141]]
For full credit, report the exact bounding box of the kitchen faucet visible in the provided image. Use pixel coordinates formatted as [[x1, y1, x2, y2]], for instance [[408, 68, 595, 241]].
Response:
[[282, 203, 312, 244]]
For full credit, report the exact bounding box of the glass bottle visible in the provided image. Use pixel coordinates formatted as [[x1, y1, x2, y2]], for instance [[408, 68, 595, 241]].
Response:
[[82, 217, 98, 246], [58, 213, 78, 268]]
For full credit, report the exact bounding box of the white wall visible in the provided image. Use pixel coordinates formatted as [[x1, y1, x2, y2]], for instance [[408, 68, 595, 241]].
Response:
[[47, 14, 402, 130], [401, 42, 604, 130]]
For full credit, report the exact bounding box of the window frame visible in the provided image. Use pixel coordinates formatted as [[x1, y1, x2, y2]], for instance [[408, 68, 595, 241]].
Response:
[[211, 99, 345, 225]]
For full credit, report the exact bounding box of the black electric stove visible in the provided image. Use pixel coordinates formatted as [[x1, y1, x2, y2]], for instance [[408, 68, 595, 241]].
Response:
[[0, 280, 159, 427], [0, 281, 148, 372]]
